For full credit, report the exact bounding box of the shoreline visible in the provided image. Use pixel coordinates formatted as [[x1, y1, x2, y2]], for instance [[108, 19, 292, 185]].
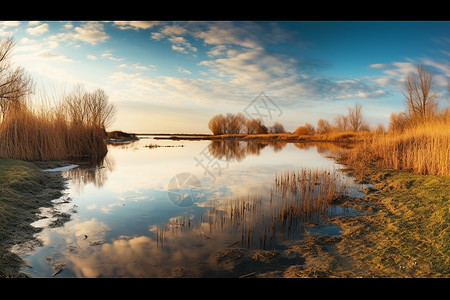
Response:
[[149, 132, 362, 144], [0, 159, 69, 278]]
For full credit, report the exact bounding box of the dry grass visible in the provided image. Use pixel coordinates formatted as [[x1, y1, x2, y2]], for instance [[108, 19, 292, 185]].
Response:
[[0, 107, 106, 161], [0, 85, 114, 161], [344, 117, 450, 177]]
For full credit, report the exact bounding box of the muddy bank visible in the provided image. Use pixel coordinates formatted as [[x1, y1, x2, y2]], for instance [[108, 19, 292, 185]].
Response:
[[0, 159, 68, 278]]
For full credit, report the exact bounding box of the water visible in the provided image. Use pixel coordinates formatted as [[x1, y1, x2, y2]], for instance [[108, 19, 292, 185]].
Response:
[[16, 138, 368, 277]]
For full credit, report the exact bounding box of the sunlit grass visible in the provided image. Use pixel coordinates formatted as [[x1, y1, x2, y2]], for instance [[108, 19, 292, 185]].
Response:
[[344, 117, 450, 177]]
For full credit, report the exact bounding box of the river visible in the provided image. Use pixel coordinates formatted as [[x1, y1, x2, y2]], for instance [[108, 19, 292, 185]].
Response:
[[15, 137, 368, 277]]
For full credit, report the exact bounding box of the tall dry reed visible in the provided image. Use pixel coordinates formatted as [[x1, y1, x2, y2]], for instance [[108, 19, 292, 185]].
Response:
[[0, 107, 107, 161], [0, 85, 113, 161], [345, 115, 450, 177]]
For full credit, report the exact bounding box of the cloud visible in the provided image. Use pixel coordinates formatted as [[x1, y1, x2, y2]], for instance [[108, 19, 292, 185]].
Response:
[[101, 51, 122, 61], [177, 67, 192, 74], [118, 63, 156, 71], [26, 23, 49, 36], [369, 59, 449, 90], [194, 22, 261, 49], [73, 22, 110, 45], [151, 24, 197, 55], [113, 21, 161, 30], [0, 21, 20, 27], [50, 22, 110, 46]]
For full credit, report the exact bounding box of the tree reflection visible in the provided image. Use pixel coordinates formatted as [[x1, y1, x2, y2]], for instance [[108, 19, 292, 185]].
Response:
[[62, 154, 115, 194], [208, 140, 272, 162]]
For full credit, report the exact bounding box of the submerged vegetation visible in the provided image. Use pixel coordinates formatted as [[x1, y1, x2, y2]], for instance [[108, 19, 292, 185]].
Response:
[[157, 167, 359, 251]]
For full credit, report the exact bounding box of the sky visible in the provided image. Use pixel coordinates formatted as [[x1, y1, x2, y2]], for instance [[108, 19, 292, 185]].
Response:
[[0, 20, 449, 133]]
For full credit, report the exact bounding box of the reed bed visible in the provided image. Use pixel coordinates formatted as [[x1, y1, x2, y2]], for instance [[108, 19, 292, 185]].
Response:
[[157, 168, 353, 249], [0, 85, 114, 161], [345, 117, 450, 177], [0, 108, 107, 161]]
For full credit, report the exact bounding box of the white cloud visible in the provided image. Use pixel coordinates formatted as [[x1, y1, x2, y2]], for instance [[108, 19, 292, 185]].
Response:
[[160, 25, 187, 36], [101, 51, 122, 61], [51, 22, 109, 46], [118, 63, 156, 71], [194, 22, 260, 49], [177, 67, 192, 74], [26, 23, 49, 36], [114, 21, 161, 30], [73, 22, 110, 45], [87, 55, 97, 60], [150, 32, 164, 40], [0, 21, 20, 27], [421, 58, 450, 77]]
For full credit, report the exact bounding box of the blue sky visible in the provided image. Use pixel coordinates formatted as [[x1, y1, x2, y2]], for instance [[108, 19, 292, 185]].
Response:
[[1, 21, 449, 133]]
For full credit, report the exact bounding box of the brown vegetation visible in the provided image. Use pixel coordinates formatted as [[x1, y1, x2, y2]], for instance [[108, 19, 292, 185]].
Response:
[[341, 65, 450, 177], [0, 38, 116, 161]]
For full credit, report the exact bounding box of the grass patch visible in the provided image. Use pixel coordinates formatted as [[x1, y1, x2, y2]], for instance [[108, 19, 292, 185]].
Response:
[[333, 168, 450, 277], [0, 158, 66, 277]]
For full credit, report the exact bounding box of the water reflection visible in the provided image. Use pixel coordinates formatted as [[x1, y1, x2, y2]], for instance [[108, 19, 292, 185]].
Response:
[[157, 168, 362, 251], [63, 155, 115, 194], [208, 140, 349, 162], [19, 138, 366, 278]]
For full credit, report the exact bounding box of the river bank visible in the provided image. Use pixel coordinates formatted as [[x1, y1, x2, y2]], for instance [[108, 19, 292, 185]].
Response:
[[204, 165, 450, 278], [0, 159, 68, 277]]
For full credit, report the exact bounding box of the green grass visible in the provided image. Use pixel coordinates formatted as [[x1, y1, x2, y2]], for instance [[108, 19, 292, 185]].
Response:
[[335, 168, 450, 277], [0, 158, 66, 277]]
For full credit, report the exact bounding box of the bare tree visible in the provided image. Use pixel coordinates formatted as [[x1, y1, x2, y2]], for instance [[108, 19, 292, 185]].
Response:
[[316, 118, 332, 134], [225, 112, 247, 134], [268, 121, 286, 134], [87, 88, 117, 129], [208, 113, 226, 135], [0, 37, 35, 121], [304, 123, 315, 135], [388, 112, 409, 133], [403, 64, 438, 124], [348, 103, 364, 132], [246, 118, 268, 134], [334, 114, 350, 132], [62, 84, 116, 130]]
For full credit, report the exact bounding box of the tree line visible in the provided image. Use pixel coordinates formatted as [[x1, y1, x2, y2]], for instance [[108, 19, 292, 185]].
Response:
[[208, 112, 287, 135], [208, 64, 448, 137]]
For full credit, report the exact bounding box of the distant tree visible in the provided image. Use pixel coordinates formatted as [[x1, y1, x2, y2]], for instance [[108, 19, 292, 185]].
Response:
[[304, 123, 315, 135], [246, 118, 268, 134], [208, 113, 226, 135], [334, 114, 350, 132], [294, 126, 309, 136], [388, 112, 409, 133], [316, 119, 332, 134], [225, 112, 247, 134], [348, 103, 365, 132], [403, 64, 438, 124], [374, 123, 386, 134], [268, 121, 286, 134]]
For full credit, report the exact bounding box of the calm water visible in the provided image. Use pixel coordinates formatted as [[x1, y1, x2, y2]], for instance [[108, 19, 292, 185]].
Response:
[[16, 137, 367, 278]]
